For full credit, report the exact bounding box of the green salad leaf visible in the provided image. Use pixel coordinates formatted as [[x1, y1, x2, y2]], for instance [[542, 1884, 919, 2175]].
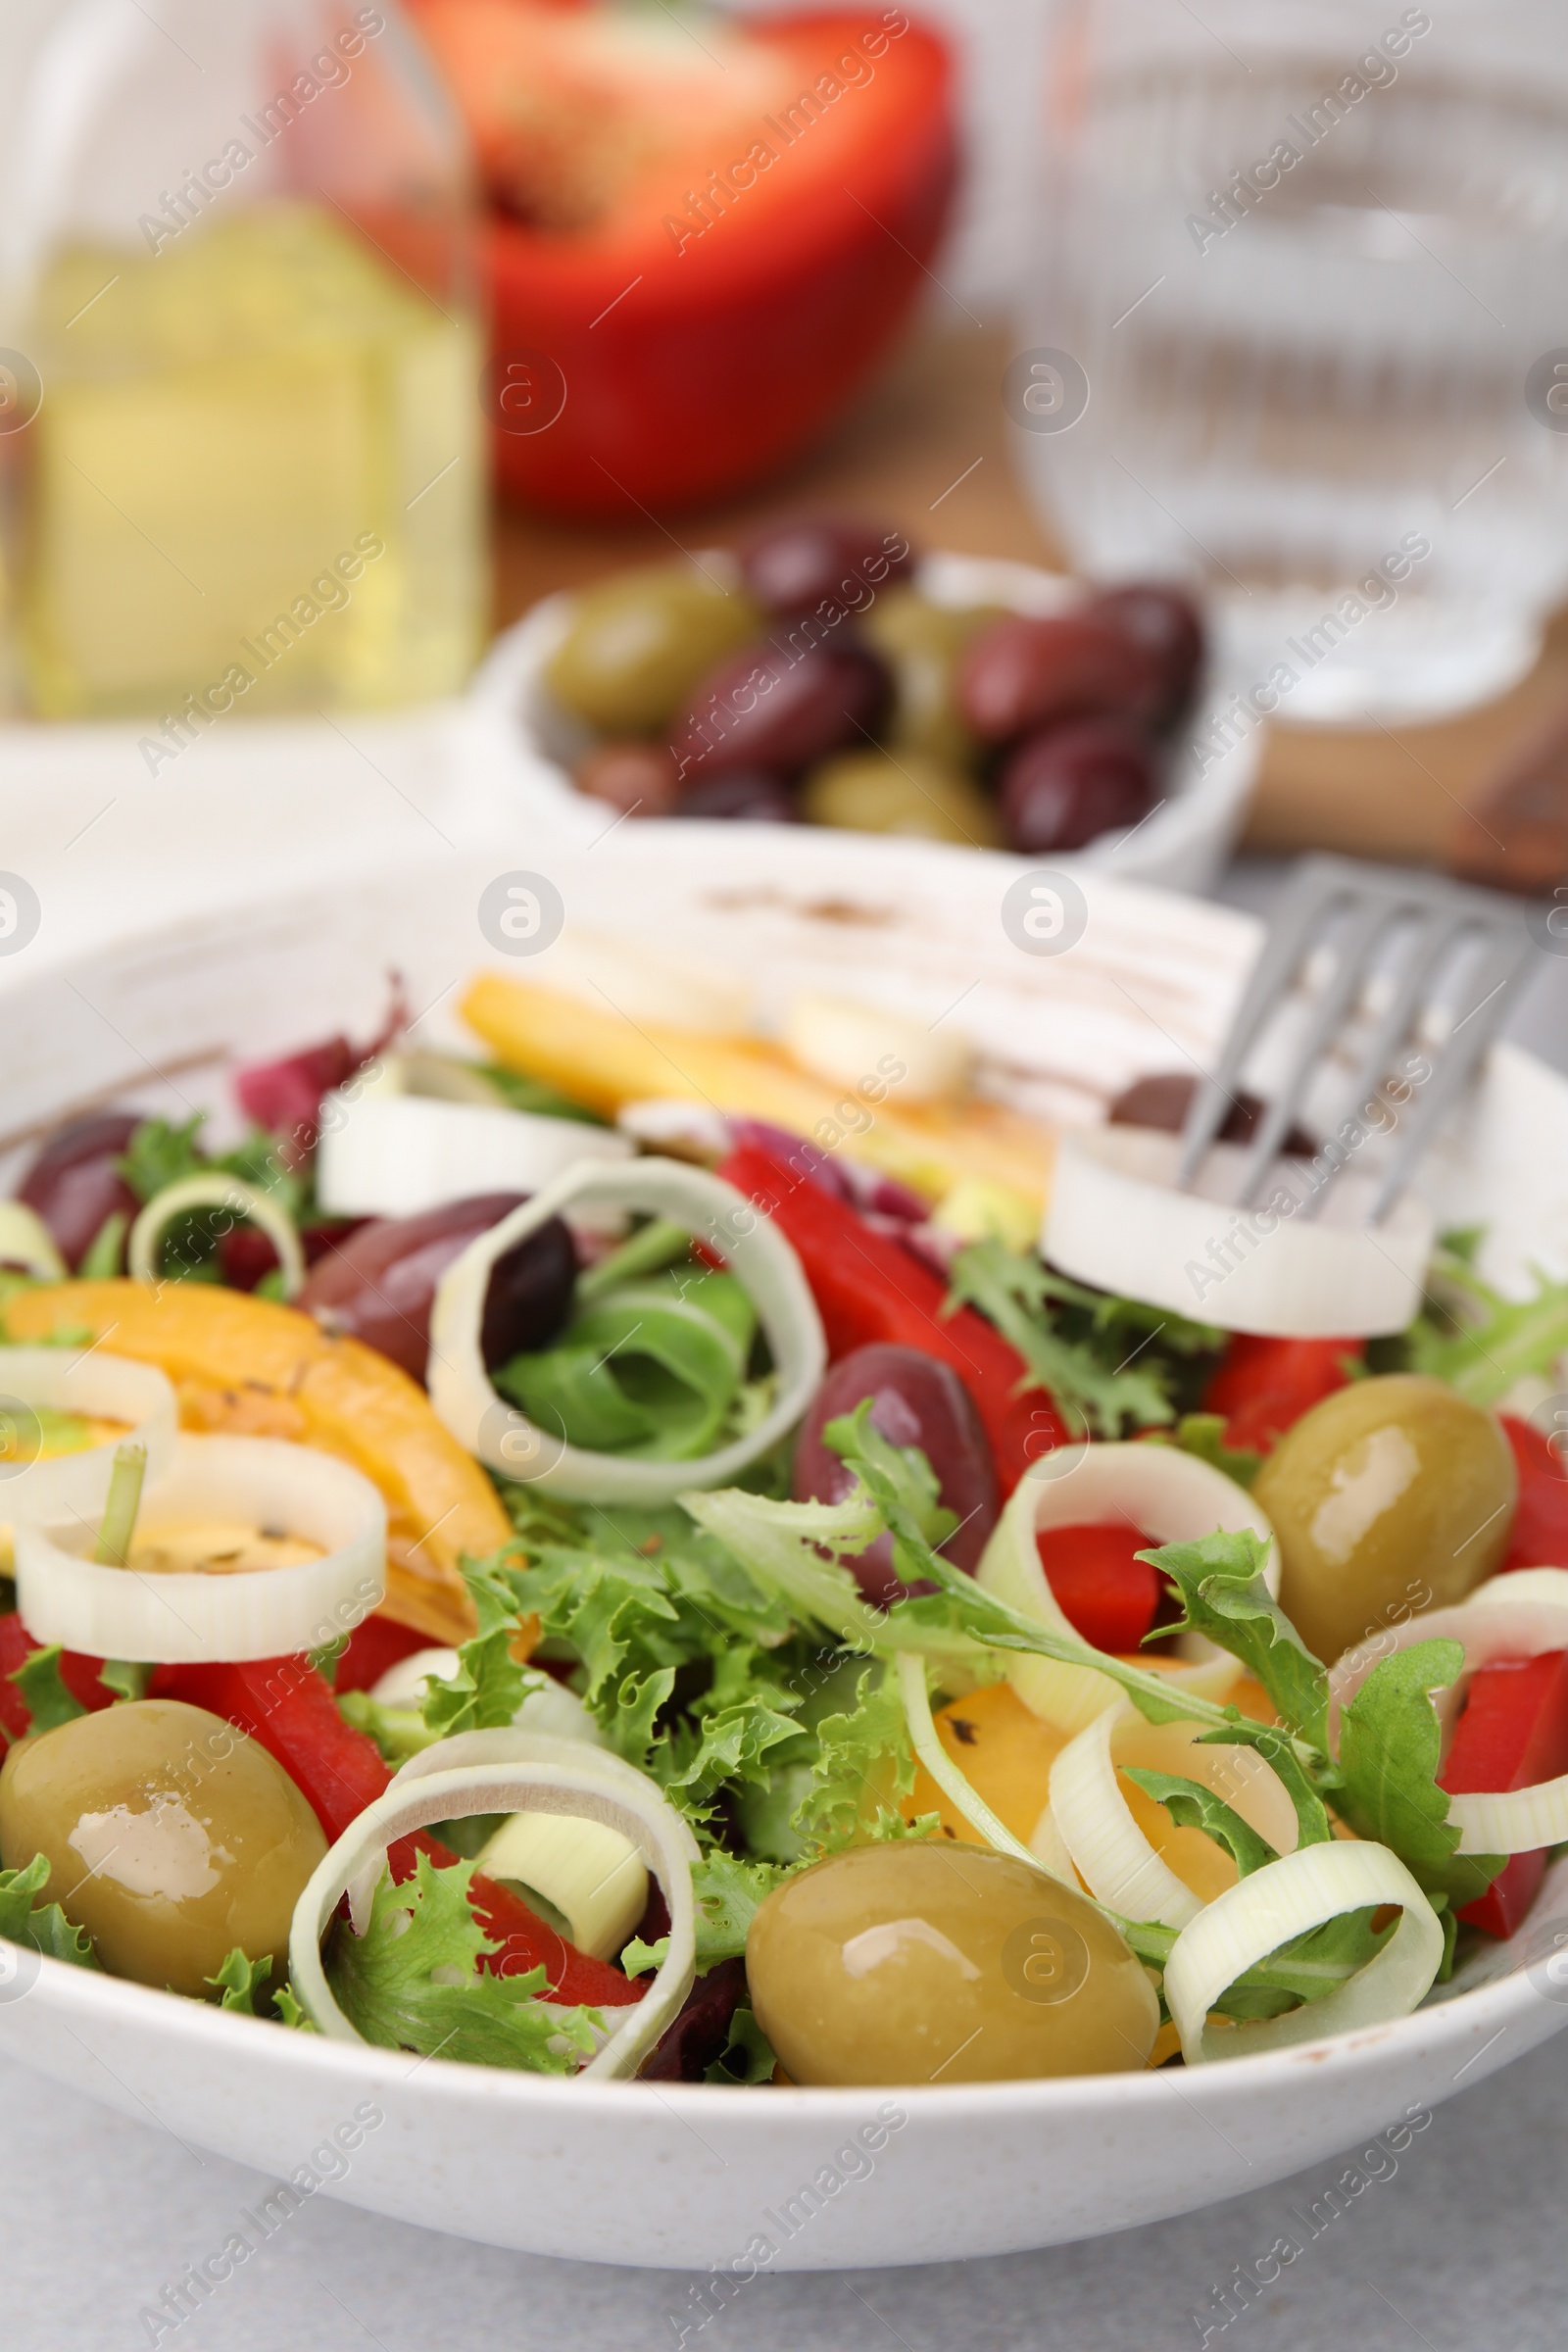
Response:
[[327, 1851, 601, 2072], [1152, 1412, 1264, 1491], [206, 1949, 273, 2014], [1120, 1769, 1276, 1879], [495, 1266, 760, 1461], [1142, 1529, 1330, 1748], [0, 1854, 98, 1970], [7, 1643, 87, 1735], [689, 1851, 788, 1968], [704, 2005, 777, 2085], [336, 1689, 437, 1767], [1404, 1233, 1568, 1405], [420, 1556, 539, 1741], [1335, 1639, 1502, 1905]]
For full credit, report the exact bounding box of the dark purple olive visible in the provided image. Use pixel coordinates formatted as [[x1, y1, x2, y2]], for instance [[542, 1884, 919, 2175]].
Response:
[[736, 516, 913, 617], [297, 1195, 575, 1383], [17, 1113, 142, 1269], [999, 718, 1158, 854], [1108, 1072, 1316, 1158], [669, 771, 799, 823], [1088, 583, 1204, 725], [958, 611, 1173, 743], [670, 641, 888, 787], [793, 1344, 999, 1608]]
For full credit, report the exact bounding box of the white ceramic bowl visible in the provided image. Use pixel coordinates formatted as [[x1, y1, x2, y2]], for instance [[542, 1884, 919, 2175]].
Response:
[[1, 827, 1564, 2271], [465, 552, 1261, 895]]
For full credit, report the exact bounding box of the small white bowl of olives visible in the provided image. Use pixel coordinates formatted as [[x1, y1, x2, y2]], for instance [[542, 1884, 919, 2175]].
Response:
[[467, 519, 1262, 894]]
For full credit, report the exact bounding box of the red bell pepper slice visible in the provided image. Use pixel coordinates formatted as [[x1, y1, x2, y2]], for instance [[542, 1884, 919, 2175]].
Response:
[[1497, 1415, 1568, 1572], [1201, 1334, 1363, 1453], [150, 1656, 639, 2007], [718, 1141, 1063, 1495], [1439, 1647, 1568, 1938], [1035, 1524, 1161, 1655], [0, 1614, 120, 1745]]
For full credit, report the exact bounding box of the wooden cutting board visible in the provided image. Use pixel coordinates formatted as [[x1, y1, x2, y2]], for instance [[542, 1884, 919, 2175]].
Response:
[[491, 324, 1568, 874]]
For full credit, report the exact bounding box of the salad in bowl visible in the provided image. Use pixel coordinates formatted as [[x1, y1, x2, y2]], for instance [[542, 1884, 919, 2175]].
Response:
[[3, 932, 1568, 2112]]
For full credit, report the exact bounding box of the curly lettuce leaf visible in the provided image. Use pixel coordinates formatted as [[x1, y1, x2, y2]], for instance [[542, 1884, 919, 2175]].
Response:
[[7, 1644, 87, 1735], [790, 1663, 920, 1855], [206, 1949, 273, 2014], [1405, 1233, 1568, 1405], [327, 1851, 600, 2072], [0, 1854, 98, 1970], [1335, 1639, 1502, 1906], [421, 1556, 540, 1741]]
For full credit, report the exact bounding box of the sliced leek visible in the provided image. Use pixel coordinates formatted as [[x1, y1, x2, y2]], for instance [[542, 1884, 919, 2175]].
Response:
[[1163, 1840, 1445, 2065], [317, 1083, 632, 1221], [476, 1810, 647, 1962], [14, 1434, 385, 1662], [782, 992, 974, 1106], [428, 1155, 825, 1504], [976, 1442, 1278, 1733], [0, 1346, 177, 1522], [1050, 1707, 1203, 1930], [895, 1653, 1064, 1878], [0, 1202, 67, 1280], [128, 1173, 306, 1299], [289, 1742, 698, 2079]]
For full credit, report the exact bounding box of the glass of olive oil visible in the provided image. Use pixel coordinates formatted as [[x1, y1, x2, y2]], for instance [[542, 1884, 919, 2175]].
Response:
[[0, 0, 483, 721]]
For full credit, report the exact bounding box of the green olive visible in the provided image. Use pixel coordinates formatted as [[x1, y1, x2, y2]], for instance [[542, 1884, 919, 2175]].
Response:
[[800, 749, 1003, 846], [861, 590, 999, 767], [545, 564, 762, 734], [1255, 1373, 1517, 1663], [746, 1842, 1157, 2085], [0, 1699, 326, 1997]]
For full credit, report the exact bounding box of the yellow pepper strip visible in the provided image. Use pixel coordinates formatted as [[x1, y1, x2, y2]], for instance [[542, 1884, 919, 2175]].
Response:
[[2, 1281, 513, 1647], [903, 1680, 1071, 1847], [461, 972, 1056, 1213]]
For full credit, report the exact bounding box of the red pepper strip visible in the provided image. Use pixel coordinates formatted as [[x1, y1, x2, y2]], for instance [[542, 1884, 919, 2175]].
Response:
[[717, 1143, 1062, 1496], [150, 1657, 639, 2007], [1439, 1648, 1568, 1938], [332, 1613, 441, 1696], [1498, 1416, 1568, 1572], [1201, 1335, 1364, 1454], [1035, 1525, 1161, 1654], [0, 1613, 120, 1745]]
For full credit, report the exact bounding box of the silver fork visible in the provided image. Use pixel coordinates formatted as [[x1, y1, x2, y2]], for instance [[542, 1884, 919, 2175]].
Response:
[[1175, 855, 1536, 1223]]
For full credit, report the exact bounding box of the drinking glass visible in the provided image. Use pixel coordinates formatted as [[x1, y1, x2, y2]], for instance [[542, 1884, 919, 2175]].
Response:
[[1015, 0, 1568, 723]]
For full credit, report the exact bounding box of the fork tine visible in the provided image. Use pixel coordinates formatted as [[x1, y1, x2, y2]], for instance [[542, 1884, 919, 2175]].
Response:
[[1369, 922, 1535, 1222], [1234, 893, 1395, 1206], [1294, 906, 1466, 1222], [1174, 859, 1354, 1189]]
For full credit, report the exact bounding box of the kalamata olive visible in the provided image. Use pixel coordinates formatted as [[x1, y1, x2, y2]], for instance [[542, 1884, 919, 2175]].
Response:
[[747, 1843, 1157, 2085], [574, 739, 682, 817], [1254, 1374, 1517, 1663], [545, 564, 762, 736], [736, 516, 912, 617], [999, 718, 1157, 854], [1107, 1071, 1317, 1157], [670, 641, 889, 785], [1088, 583, 1204, 723], [297, 1195, 575, 1383], [17, 1112, 142, 1270], [0, 1699, 326, 1996], [860, 588, 999, 768], [958, 610, 1174, 742], [669, 771, 800, 823], [800, 748, 1002, 845], [793, 1344, 998, 1606]]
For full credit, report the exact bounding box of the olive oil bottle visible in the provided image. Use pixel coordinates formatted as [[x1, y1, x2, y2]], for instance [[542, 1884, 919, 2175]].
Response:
[[0, 2, 481, 722]]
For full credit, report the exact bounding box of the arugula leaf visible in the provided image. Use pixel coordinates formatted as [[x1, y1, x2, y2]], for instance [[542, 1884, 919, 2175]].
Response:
[[1121, 1769, 1276, 1878], [944, 1239, 1186, 1436], [1214, 1909, 1389, 2021], [1144, 1530, 1330, 1747], [1405, 1236, 1568, 1405], [0, 1854, 98, 1969], [206, 1949, 273, 2013], [704, 2005, 777, 2085], [1195, 1719, 1335, 1848], [327, 1851, 601, 2072], [1152, 1413, 1263, 1492], [421, 1556, 537, 1740], [1336, 1640, 1502, 1905], [7, 1644, 87, 1734]]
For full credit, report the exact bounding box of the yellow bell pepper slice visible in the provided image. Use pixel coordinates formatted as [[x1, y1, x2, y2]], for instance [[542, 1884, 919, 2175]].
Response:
[[2, 1280, 512, 1646], [462, 971, 1055, 1212]]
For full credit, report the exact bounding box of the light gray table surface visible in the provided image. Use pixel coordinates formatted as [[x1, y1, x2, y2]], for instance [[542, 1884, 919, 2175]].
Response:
[[4, 856, 1566, 2352]]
